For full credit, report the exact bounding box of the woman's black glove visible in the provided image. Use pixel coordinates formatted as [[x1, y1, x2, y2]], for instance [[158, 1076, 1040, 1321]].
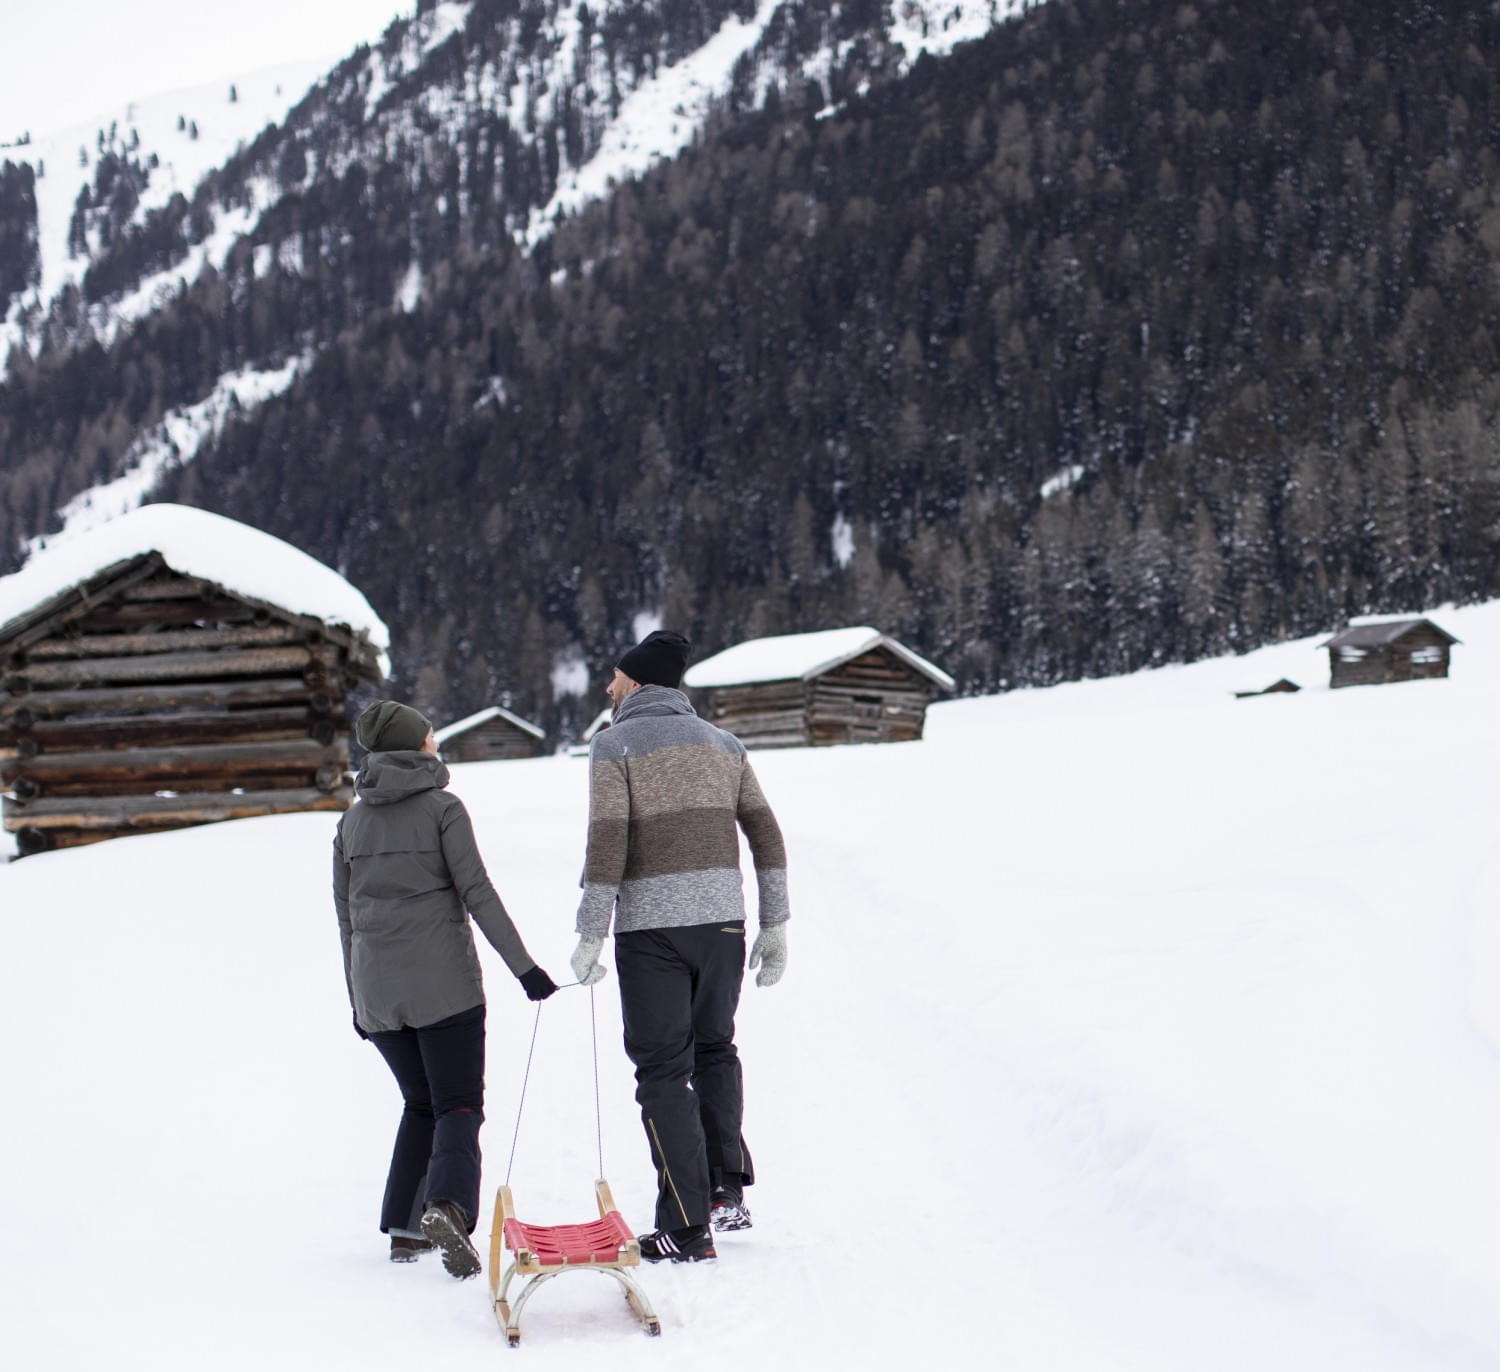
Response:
[[520, 966, 558, 1001]]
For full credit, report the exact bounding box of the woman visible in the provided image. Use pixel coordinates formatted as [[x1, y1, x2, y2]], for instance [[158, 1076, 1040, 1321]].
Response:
[[333, 699, 557, 1276]]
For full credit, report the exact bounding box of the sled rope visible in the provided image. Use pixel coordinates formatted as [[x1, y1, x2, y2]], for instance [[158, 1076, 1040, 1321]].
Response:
[[504, 1002, 543, 1187], [504, 982, 607, 1188], [590, 985, 604, 1178]]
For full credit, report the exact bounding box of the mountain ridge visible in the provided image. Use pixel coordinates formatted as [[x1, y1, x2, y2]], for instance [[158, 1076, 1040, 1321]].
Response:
[[2, 0, 1497, 743]]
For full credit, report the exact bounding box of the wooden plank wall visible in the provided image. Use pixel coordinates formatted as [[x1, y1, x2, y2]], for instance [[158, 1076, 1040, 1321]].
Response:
[[700, 649, 938, 748], [1328, 626, 1452, 689], [700, 679, 811, 748], [808, 650, 934, 745], [1, 569, 366, 855], [442, 719, 542, 762]]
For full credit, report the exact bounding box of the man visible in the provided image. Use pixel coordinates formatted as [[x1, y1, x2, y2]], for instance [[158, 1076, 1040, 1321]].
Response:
[[571, 629, 789, 1263]]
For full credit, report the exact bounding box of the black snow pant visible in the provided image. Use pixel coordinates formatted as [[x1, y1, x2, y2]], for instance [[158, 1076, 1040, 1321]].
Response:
[[368, 1003, 486, 1235], [615, 922, 755, 1232]]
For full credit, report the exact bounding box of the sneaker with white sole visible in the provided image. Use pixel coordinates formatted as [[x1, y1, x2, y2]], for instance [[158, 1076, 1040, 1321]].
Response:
[[710, 1186, 752, 1232], [420, 1202, 483, 1279], [638, 1224, 717, 1263]]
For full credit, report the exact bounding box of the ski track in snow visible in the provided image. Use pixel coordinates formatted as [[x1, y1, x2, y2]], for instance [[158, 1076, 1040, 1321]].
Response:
[[4, 601, 1500, 1367]]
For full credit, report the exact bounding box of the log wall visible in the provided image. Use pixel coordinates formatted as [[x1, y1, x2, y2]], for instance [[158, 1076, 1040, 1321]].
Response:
[[441, 719, 543, 763], [699, 648, 940, 749], [1328, 626, 1453, 689], [1, 565, 376, 855]]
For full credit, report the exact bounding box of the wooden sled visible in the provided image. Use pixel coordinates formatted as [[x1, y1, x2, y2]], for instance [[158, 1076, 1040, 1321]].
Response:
[[489, 1178, 661, 1346]]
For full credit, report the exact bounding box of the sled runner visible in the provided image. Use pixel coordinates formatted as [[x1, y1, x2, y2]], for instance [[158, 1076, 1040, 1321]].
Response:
[[489, 1177, 660, 1345], [487, 988, 661, 1345]]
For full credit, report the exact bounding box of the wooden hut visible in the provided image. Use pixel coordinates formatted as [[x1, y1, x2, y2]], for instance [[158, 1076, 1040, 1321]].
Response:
[[683, 626, 954, 749], [1234, 678, 1301, 699], [0, 504, 388, 857], [1321, 619, 1458, 690], [434, 705, 545, 762]]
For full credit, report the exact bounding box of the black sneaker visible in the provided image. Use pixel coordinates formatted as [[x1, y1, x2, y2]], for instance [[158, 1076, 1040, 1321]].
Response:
[[420, 1201, 483, 1279], [389, 1234, 434, 1263], [710, 1186, 752, 1232], [638, 1224, 717, 1263]]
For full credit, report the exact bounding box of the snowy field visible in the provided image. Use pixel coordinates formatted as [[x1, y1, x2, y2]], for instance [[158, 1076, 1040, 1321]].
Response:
[[3, 604, 1500, 1369]]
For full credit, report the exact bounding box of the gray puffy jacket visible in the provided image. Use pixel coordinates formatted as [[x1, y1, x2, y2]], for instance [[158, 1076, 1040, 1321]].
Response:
[[333, 751, 537, 1033]]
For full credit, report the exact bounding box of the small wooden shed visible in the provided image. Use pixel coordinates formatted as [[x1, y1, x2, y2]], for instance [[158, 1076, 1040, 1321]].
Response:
[[1321, 619, 1458, 690], [434, 705, 545, 762], [683, 626, 954, 749], [0, 504, 389, 856], [1234, 678, 1301, 699]]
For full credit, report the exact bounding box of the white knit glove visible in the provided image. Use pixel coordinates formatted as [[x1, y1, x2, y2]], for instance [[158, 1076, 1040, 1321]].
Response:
[[570, 934, 607, 986], [747, 924, 787, 988]]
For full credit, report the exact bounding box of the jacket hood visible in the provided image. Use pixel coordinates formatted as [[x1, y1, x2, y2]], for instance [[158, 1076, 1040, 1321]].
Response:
[[612, 684, 696, 725], [355, 749, 450, 804]]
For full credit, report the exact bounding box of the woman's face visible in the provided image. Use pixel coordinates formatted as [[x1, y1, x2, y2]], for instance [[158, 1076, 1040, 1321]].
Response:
[[420, 728, 438, 755]]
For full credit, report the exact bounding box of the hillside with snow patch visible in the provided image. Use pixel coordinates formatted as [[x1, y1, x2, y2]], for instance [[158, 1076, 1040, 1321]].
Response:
[[3, 599, 1499, 1368], [0, 59, 337, 363]]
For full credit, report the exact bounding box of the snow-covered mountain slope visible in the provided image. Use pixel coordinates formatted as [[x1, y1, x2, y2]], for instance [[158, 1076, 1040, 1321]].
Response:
[[0, 59, 337, 363], [1, 1, 1028, 560], [2, 0, 1024, 369], [3, 598, 1500, 1368]]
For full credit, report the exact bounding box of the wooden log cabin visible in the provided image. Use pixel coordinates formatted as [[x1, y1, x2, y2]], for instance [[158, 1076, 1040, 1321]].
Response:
[[434, 705, 546, 762], [683, 626, 954, 748], [0, 504, 389, 857], [1321, 619, 1458, 689]]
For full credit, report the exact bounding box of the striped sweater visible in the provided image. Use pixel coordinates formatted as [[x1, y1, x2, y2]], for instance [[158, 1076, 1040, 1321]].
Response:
[[576, 685, 790, 936]]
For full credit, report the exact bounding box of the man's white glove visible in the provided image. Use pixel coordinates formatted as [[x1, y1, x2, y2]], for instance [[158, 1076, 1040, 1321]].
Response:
[[747, 924, 787, 988], [570, 934, 607, 986]]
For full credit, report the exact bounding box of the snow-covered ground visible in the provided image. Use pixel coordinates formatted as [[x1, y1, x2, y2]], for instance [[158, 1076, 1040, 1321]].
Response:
[[3, 601, 1499, 1368]]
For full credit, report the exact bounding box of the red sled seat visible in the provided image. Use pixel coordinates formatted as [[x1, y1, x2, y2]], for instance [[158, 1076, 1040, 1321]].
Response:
[[502, 1206, 636, 1267], [489, 1179, 661, 1345]]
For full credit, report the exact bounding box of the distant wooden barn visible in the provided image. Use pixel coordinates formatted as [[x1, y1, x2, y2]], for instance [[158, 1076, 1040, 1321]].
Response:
[[1321, 619, 1458, 690], [434, 705, 545, 762], [0, 505, 388, 857], [1234, 678, 1301, 699], [683, 627, 954, 749]]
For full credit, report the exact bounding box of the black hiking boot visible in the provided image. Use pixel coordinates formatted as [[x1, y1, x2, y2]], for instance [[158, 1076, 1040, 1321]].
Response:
[[420, 1201, 483, 1279], [638, 1224, 717, 1263], [710, 1185, 752, 1232], [389, 1234, 434, 1263]]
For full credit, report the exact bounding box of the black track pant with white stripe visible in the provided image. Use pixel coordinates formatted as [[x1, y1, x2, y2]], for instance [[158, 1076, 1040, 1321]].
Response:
[[616, 923, 755, 1230]]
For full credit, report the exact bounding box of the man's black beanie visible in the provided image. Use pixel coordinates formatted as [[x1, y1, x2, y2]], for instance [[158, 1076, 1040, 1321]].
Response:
[[617, 630, 691, 689], [356, 699, 432, 752]]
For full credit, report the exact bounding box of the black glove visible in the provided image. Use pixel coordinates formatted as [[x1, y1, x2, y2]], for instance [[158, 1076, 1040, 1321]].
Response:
[[520, 966, 558, 1002], [353, 1010, 369, 1041]]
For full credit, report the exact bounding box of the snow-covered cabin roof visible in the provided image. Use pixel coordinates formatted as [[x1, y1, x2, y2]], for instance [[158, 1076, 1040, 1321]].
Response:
[[683, 627, 955, 690], [434, 705, 545, 746], [582, 706, 613, 742], [1321, 618, 1459, 650], [0, 503, 390, 676]]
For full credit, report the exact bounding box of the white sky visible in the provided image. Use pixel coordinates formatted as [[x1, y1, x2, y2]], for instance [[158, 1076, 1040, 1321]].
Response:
[[0, 1, 413, 143]]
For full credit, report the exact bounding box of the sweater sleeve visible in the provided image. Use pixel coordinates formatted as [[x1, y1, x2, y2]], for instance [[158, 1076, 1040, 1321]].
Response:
[[332, 826, 356, 1010], [576, 739, 629, 936], [737, 758, 790, 926], [438, 798, 537, 978]]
